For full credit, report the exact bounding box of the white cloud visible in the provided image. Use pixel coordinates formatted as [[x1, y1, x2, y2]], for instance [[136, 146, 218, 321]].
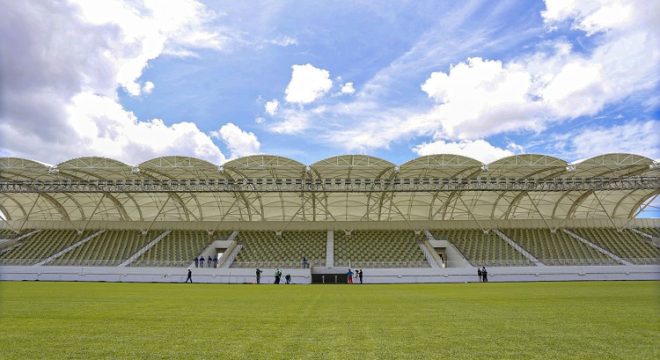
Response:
[[284, 64, 333, 104], [70, 0, 227, 96], [265, 99, 279, 116], [213, 123, 261, 159], [412, 139, 514, 163], [0, 0, 231, 164], [142, 81, 155, 94], [63, 92, 226, 164], [261, 0, 657, 155], [557, 120, 659, 160], [270, 110, 310, 134], [255, 117, 265, 124], [340, 82, 355, 94], [269, 36, 297, 47]]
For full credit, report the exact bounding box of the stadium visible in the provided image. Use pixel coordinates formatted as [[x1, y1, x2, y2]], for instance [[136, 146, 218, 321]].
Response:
[[1, 153, 658, 283]]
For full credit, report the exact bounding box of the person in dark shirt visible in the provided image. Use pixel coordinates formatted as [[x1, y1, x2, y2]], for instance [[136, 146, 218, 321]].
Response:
[[207, 256, 212, 268], [213, 256, 218, 268], [199, 256, 205, 267], [256, 268, 263, 284], [185, 268, 192, 283], [285, 274, 291, 284], [358, 269, 363, 284], [194, 257, 199, 268], [274, 269, 282, 284], [477, 267, 482, 282], [482, 266, 488, 282]]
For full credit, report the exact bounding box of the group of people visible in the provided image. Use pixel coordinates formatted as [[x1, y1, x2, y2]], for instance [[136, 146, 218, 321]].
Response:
[[194, 255, 218, 268], [346, 268, 363, 284], [477, 266, 488, 282], [255, 268, 292, 284]]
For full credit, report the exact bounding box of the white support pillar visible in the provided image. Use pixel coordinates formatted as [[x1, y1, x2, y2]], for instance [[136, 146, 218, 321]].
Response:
[[326, 230, 334, 268]]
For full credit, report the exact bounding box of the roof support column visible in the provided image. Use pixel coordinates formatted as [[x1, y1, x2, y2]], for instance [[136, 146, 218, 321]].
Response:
[[144, 193, 171, 234], [525, 192, 554, 232], [592, 191, 617, 229], [80, 193, 106, 234], [18, 193, 40, 233], [457, 195, 487, 233]]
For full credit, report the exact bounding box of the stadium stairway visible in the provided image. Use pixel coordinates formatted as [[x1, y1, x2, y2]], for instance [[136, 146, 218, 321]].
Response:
[[119, 230, 171, 267], [424, 230, 471, 268], [0, 230, 40, 254], [562, 229, 629, 265], [38, 230, 105, 266], [492, 229, 543, 266]]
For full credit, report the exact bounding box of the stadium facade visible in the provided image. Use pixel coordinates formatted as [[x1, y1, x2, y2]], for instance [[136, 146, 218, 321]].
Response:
[[1, 153, 658, 283]]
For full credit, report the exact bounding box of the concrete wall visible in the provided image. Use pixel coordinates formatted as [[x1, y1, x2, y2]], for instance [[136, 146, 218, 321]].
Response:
[[3, 264, 657, 284], [0, 266, 312, 284]]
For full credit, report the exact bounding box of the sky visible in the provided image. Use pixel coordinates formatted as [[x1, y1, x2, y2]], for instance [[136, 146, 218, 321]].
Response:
[[0, 0, 658, 168]]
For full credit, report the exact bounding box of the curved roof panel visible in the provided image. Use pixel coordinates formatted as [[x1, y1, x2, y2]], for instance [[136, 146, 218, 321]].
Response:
[[399, 154, 483, 178], [138, 156, 225, 180], [487, 154, 568, 178], [57, 157, 136, 180], [223, 155, 305, 179], [0, 157, 57, 181], [569, 153, 655, 178], [311, 155, 395, 179]]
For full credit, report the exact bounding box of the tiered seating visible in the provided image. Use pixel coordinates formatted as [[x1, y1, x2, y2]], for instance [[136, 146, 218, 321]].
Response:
[[334, 230, 428, 268], [432, 229, 531, 266], [0, 229, 21, 239], [573, 228, 660, 265], [638, 228, 660, 238], [231, 231, 326, 268], [0, 230, 88, 265], [132, 230, 228, 267], [503, 229, 616, 266], [51, 230, 158, 266]]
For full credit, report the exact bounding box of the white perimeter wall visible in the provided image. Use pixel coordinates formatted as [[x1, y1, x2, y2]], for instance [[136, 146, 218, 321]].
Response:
[[1, 265, 658, 284]]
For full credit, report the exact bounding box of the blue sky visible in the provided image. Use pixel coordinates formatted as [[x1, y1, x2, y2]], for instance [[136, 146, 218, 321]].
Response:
[[0, 0, 658, 216], [2, 0, 658, 166]]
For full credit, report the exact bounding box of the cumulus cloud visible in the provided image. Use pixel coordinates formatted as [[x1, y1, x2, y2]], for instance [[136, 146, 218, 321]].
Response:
[[412, 139, 514, 163], [309, 0, 660, 153], [340, 82, 356, 95], [284, 64, 333, 104], [265, 99, 279, 116], [142, 81, 155, 94], [212, 123, 261, 159], [0, 0, 235, 164]]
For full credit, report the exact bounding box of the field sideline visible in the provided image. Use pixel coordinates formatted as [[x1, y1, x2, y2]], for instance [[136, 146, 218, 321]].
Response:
[[0, 281, 658, 359]]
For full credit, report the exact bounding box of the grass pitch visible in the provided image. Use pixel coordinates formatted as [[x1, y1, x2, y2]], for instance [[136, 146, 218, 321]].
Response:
[[0, 281, 658, 359]]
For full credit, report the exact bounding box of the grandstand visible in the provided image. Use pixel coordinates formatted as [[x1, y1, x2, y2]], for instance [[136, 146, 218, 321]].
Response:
[[232, 231, 326, 268], [502, 228, 617, 265], [0, 153, 658, 283], [334, 230, 428, 268], [0, 230, 90, 265], [431, 229, 531, 266], [131, 230, 229, 267], [572, 228, 660, 265]]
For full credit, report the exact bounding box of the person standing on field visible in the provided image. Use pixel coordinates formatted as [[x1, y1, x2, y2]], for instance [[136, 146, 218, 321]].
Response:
[[477, 267, 482, 282], [482, 266, 488, 282], [256, 268, 262, 284], [347, 268, 353, 284], [185, 268, 192, 283], [358, 269, 363, 284]]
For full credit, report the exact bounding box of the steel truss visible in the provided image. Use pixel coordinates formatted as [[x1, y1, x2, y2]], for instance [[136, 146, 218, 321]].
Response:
[[1, 176, 658, 193]]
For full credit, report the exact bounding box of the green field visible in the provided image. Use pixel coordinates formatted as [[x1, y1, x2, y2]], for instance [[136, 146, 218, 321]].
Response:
[[0, 281, 658, 359]]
